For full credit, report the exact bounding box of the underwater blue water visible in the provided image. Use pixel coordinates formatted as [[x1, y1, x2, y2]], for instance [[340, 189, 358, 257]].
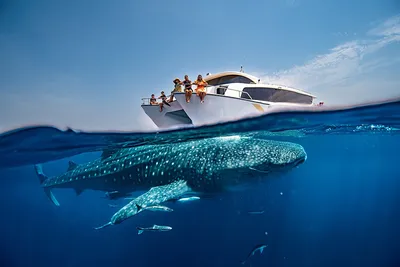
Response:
[[0, 99, 399, 266]]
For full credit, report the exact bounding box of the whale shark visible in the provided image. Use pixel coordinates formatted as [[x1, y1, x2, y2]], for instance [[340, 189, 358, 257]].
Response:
[[34, 136, 307, 207]]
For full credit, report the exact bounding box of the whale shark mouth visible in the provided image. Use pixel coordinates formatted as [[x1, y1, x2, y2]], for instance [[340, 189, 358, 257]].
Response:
[[249, 155, 306, 173], [248, 167, 270, 174], [294, 157, 306, 167]]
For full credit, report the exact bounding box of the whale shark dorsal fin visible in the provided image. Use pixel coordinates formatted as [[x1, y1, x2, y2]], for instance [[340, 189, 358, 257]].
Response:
[[101, 149, 118, 160], [68, 161, 78, 171]]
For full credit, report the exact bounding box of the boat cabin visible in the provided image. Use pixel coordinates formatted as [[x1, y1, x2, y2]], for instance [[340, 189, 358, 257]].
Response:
[[204, 71, 315, 105]]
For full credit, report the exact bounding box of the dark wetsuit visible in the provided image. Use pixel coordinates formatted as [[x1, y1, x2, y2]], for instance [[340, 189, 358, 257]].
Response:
[[150, 97, 157, 105], [159, 94, 171, 106]]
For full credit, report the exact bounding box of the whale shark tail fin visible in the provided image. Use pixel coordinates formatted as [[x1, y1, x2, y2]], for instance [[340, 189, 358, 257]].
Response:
[[34, 164, 60, 206]]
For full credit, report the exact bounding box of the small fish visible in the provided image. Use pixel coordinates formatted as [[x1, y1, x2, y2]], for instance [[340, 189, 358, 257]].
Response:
[[177, 196, 200, 202], [247, 210, 264, 215], [139, 204, 173, 212], [108, 204, 119, 208], [241, 244, 268, 264], [136, 224, 172, 235]]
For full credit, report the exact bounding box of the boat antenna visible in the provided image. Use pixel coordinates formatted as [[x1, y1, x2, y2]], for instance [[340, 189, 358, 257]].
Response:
[[240, 66, 243, 72]]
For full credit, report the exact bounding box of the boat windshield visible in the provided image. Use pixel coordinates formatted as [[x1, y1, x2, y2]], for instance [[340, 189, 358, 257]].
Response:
[[206, 75, 256, 86]]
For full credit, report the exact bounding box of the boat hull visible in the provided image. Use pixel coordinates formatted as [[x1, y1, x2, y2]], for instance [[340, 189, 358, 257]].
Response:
[[141, 100, 193, 128], [173, 92, 271, 126], [142, 93, 314, 129]]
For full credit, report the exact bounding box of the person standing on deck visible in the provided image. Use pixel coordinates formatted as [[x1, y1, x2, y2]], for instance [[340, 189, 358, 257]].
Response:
[[193, 74, 208, 104]]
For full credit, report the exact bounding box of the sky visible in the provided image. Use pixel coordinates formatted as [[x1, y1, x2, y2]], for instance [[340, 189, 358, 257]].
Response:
[[0, 0, 399, 133]]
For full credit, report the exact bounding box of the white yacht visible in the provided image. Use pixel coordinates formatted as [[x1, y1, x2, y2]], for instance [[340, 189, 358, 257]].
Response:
[[141, 70, 321, 129]]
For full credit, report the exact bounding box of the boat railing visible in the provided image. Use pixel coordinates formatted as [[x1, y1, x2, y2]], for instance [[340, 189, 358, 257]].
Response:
[[141, 96, 175, 105], [141, 87, 253, 105], [141, 98, 151, 105]]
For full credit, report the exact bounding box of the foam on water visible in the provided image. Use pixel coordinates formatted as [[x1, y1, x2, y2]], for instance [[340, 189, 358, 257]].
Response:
[[0, 98, 399, 169]]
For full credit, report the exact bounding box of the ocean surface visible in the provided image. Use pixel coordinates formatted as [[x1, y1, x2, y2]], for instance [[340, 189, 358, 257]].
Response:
[[0, 99, 399, 267]]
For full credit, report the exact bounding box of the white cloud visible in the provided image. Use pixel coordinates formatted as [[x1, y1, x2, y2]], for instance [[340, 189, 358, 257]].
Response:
[[368, 15, 400, 37], [261, 14, 400, 105]]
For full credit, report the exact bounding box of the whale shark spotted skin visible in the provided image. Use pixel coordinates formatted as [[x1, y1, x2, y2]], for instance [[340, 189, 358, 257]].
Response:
[[34, 136, 307, 206]]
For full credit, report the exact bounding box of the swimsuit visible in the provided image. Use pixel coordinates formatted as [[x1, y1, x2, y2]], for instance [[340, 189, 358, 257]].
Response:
[[194, 79, 207, 95], [183, 80, 192, 91]]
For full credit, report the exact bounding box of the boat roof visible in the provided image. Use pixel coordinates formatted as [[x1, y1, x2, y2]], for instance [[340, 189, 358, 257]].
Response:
[[204, 71, 259, 84]]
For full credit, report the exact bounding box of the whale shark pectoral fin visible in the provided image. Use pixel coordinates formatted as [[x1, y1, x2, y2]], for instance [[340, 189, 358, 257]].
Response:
[[67, 161, 78, 171], [94, 222, 112, 230], [101, 180, 191, 228], [34, 164, 60, 206]]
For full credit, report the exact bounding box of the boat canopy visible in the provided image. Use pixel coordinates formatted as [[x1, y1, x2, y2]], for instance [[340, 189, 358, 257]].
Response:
[[204, 71, 259, 86]]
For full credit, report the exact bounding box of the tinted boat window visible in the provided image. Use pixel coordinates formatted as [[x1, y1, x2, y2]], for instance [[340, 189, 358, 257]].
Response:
[[241, 87, 313, 104], [207, 75, 255, 86], [216, 86, 228, 95]]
